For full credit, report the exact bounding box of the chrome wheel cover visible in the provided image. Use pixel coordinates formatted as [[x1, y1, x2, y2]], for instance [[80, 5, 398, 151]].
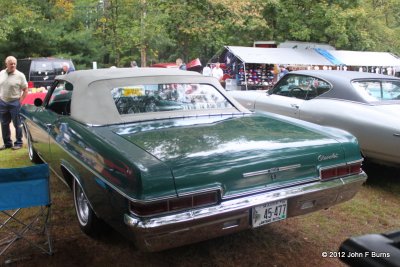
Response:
[[27, 134, 34, 160], [75, 183, 90, 226]]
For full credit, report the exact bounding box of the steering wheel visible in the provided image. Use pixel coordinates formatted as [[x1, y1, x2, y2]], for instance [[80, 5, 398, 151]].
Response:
[[289, 87, 304, 96]]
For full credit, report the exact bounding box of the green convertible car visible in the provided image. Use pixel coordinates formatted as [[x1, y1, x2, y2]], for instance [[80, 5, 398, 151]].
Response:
[[21, 68, 367, 251]]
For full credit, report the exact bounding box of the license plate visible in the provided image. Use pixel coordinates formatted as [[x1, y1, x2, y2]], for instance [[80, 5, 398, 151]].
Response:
[[252, 199, 288, 228]]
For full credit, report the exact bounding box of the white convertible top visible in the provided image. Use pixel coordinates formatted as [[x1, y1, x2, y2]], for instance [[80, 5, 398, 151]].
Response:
[[56, 68, 246, 125]]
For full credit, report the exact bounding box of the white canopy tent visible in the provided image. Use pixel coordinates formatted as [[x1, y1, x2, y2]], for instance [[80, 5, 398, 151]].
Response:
[[225, 46, 334, 66], [327, 50, 400, 67], [216, 46, 400, 90], [225, 46, 400, 68], [223, 46, 335, 90]]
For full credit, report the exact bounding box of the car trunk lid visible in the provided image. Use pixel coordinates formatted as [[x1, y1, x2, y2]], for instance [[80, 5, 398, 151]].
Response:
[[115, 114, 347, 198]]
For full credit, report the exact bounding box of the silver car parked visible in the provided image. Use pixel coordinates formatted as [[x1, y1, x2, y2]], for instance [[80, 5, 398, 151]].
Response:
[[229, 70, 400, 167]]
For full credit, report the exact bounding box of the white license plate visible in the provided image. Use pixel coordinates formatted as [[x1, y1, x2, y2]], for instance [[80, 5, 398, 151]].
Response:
[[252, 199, 288, 228]]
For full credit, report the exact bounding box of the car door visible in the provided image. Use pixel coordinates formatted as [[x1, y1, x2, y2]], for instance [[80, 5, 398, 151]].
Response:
[[43, 81, 73, 175], [255, 74, 329, 119], [24, 76, 71, 165], [255, 93, 303, 118], [24, 105, 53, 163], [254, 74, 310, 118]]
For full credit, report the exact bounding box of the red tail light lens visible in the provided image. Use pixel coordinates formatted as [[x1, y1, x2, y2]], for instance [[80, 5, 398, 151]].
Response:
[[129, 191, 219, 216], [320, 162, 362, 180], [28, 81, 34, 88], [169, 197, 192, 211], [130, 201, 168, 216], [193, 192, 218, 206]]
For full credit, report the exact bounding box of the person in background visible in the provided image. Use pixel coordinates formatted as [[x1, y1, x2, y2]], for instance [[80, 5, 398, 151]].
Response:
[[387, 66, 393, 76], [62, 62, 74, 74], [212, 62, 224, 82], [176, 58, 186, 70], [0, 56, 28, 150], [273, 64, 280, 83], [279, 66, 288, 79], [131, 61, 138, 68], [202, 64, 211, 76]]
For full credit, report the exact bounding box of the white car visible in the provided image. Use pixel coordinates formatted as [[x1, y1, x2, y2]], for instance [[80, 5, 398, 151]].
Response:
[[229, 70, 400, 167]]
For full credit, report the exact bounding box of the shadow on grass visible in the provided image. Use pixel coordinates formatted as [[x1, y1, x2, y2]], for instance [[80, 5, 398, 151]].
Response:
[[362, 160, 400, 192]]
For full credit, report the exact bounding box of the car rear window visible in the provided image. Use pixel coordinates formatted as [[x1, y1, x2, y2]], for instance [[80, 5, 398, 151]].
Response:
[[111, 83, 233, 115], [31, 61, 56, 74], [352, 80, 400, 101]]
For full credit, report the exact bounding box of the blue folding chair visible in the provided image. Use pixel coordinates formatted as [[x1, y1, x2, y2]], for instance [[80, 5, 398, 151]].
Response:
[[0, 164, 53, 262]]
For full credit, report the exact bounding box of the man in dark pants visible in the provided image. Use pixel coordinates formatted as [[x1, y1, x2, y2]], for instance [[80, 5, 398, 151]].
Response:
[[0, 56, 28, 150]]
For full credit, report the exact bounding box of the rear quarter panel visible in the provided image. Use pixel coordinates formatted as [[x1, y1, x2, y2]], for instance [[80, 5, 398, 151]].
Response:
[[299, 99, 400, 164]]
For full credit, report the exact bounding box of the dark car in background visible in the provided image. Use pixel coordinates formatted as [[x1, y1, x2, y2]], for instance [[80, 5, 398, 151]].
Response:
[[18, 57, 75, 90]]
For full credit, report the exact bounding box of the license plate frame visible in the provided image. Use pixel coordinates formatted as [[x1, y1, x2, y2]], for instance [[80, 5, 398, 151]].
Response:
[[252, 199, 288, 228]]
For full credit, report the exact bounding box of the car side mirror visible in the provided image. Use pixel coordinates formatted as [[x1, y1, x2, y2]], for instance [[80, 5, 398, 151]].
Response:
[[34, 98, 43, 107]]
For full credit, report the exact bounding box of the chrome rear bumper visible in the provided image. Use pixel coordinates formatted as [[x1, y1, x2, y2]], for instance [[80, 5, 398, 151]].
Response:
[[124, 173, 367, 251]]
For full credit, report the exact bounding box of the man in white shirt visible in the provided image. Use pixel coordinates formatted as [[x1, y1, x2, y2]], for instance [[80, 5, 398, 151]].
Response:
[[212, 62, 224, 82], [0, 56, 28, 150], [202, 65, 211, 76]]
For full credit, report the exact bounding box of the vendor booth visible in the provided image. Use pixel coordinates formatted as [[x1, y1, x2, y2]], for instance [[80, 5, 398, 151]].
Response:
[[319, 50, 400, 75], [210, 46, 400, 90], [210, 46, 335, 90]]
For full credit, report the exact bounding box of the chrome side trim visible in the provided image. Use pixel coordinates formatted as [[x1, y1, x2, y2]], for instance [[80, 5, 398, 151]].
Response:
[[319, 159, 363, 170]]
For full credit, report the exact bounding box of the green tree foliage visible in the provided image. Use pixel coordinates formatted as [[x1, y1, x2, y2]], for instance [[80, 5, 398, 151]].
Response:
[[94, 0, 171, 67], [0, 0, 399, 69], [0, 0, 45, 59]]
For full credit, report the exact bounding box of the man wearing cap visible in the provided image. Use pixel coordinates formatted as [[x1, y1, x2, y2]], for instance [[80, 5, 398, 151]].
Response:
[[0, 56, 28, 150]]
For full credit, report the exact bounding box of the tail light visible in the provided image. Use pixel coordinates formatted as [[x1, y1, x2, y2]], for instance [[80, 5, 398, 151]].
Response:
[[320, 161, 362, 181], [28, 81, 34, 88], [129, 191, 219, 217]]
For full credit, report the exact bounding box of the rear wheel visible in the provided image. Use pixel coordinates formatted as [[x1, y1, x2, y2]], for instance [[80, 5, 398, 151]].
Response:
[[73, 179, 104, 237]]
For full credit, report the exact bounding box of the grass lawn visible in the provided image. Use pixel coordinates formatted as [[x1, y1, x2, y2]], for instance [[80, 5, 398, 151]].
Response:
[[1, 148, 400, 266], [0, 147, 32, 168]]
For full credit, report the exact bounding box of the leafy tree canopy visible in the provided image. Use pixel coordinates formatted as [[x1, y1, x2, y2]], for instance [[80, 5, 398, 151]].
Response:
[[0, 0, 399, 69]]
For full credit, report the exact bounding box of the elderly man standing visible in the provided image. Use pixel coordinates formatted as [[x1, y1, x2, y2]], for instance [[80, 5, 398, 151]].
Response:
[[0, 56, 28, 150]]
